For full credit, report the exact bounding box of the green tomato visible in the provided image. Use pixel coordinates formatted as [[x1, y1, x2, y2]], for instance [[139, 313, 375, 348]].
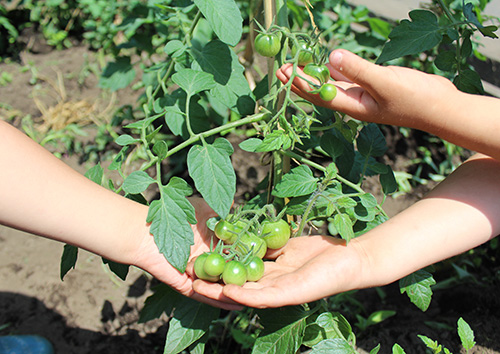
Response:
[[246, 256, 265, 282], [291, 41, 314, 66], [214, 219, 246, 245], [319, 83, 338, 101], [236, 232, 267, 259], [194, 253, 220, 282], [303, 63, 330, 85], [222, 260, 248, 286], [261, 219, 291, 249], [203, 253, 226, 276], [254, 33, 281, 57]]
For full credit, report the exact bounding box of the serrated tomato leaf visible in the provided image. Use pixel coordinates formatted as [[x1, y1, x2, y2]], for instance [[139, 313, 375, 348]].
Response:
[[187, 138, 235, 219], [146, 177, 195, 273], [172, 68, 216, 97], [272, 165, 319, 198], [377, 10, 443, 64], [193, 0, 242, 46], [123, 171, 156, 195], [399, 269, 436, 311], [60, 244, 78, 281]]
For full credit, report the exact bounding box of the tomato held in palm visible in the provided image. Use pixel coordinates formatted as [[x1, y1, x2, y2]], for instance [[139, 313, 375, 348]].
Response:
[[236, 232, 267, 259], [303, 63, 330, 85], [222, 260, 248, 286], [203, 252, 226, 276], [246, 256, 265, 282], [214, 219, 246, 245], [261, 219, 291, 249], [194, 253, 220, 282], [319, 83, 338, 101], [291, 41, 314, 66], [254, 33, 281, 57]]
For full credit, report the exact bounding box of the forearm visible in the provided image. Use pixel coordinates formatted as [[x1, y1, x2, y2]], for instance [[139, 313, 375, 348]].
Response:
[[351, 154, 500, 288], [0, 121, 148, 264]]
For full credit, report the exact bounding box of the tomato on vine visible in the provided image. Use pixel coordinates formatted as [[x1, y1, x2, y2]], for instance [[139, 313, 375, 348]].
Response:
[[261, 219, 291, 249], [291, 40, 314, 66], [214, 219, 246, 244], [246, 256, 265, 282], [222, 260, 248, 286], [303, 63, 330, 85], [254, 33, 281, 57], [319, 83, 337, 101], [236, 232, 267, 259], [194, 253, 220, 282], [203, 252, 226, 276]]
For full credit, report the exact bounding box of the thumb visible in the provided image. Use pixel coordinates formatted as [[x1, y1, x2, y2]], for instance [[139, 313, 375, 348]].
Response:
[[329, 49, 383, 93]]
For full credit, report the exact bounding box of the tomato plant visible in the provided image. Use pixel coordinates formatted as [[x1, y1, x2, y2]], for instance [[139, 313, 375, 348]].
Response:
[[49, 0, 497, 352]]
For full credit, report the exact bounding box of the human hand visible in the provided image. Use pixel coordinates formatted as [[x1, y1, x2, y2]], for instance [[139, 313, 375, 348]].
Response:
[[132, 197, 242, 310], [191, 235, 364, 308], [277, 49, 460, 132]]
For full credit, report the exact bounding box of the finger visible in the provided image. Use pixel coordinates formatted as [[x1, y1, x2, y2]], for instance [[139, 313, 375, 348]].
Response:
[[190, 290, 244, 311], [328, 49, 384, 97]]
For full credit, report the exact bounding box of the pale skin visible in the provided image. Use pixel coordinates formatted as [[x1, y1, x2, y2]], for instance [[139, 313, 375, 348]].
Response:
[[191, 49, 500, 308], [0, 120, 240, 311]]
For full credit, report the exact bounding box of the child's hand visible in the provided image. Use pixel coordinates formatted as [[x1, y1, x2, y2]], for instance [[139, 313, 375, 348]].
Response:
[[277, 49, 459, 132]]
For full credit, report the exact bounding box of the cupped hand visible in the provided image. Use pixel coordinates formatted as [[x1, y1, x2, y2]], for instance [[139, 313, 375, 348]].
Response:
[[192, 235, 364, 308], [133, 197, 242, 311], [278, 49, 458, 132]]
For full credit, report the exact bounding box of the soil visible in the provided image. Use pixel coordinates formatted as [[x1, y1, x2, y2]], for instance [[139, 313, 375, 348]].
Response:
[[1, 38, 500, 354]]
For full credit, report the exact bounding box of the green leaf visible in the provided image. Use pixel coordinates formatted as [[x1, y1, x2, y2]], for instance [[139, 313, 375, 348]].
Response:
[[146, 178, 195, 273], [392, 344, 407, 354], [99, 56, 136, 91], [60, 244, 78, 280], [172, 68, 216, 97], [272, 165, 319, 198], [453, 69, 484, 94], [380, 167, 398, 195], [320, 132, 344, 159], [139, 284, 177, 323], [370, 344, 381, 354], [115, 134, 139, 146], [239, 138, 263, 152], [85, 163, 104, 185], [377, 10, 443, 64], [123, 171, 156, 195], [399, 269, 436, 311], [457, 317, 476, 350], [153, 140, 169, 160], [357, 123, 387, 157], [193, 0, 243, 46], [253, 306, 309, 354], [102, 258, 129, 281], [164, 296, 220, 354], [310, 338, 357, 354], [256, 130, 290, 152], [333, 213, 355, 243], [187, 138, 236, 219], [192, 40, 255, 116], [164, 39, 187, 57]]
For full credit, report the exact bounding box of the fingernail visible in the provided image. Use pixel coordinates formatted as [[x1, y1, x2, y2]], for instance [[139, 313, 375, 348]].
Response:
[[332, 51, 343, 71]]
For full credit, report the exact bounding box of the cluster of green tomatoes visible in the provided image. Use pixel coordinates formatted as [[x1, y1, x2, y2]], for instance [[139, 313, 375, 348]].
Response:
[[194, 216, 291, 286], [253, 29, 338, 101]]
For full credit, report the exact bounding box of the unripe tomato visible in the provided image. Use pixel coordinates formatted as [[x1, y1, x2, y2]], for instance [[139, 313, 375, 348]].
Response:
[[214, 219, 246, 245], [303, 63, 330, 85], [254, 33, 281, 57], [261, 219, 291, 249], [291, 41, 314, 66], [194, 253, 220, 282], [222, 260, 248, 286], [236, 232, 267, 259], [319, 83, 337, 101], [203, 253, 226, 276], [246, 256, 265, 282]]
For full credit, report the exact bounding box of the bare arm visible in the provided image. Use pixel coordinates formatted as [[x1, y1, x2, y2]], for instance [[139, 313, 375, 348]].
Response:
[[193, 154, 500, 308], [277, 49, 500, 161], [0, 120, 240, 310]]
